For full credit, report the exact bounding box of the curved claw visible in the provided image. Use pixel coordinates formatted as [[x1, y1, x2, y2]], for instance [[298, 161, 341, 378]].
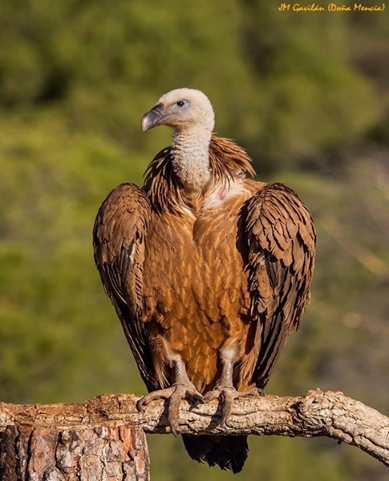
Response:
[[136, 387, 175, 412], [219, 389, 235, 425], [188, 392, 205, 410], [136, 399, 145, 413], [248, 387, 266, 397]]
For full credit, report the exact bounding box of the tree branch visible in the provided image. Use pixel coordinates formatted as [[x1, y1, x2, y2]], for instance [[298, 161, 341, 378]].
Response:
[[1, 389, 388, 468]]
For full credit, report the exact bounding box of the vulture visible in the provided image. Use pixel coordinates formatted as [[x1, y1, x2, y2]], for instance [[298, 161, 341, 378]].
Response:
[[93, 88, 316, 473]]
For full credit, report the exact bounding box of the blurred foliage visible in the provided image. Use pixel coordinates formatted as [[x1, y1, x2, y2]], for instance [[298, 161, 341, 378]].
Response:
[[0, 1, 388, 480]]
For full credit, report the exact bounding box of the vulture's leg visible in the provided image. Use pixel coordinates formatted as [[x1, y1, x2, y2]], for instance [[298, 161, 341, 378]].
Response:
[[136, 353, 203, 436], [204, 343, 265, 425]]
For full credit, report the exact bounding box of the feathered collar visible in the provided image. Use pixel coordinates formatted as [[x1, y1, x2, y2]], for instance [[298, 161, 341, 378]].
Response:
[[143, 136, 256, 215]]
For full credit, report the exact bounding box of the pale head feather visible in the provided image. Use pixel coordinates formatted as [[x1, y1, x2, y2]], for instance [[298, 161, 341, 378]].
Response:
[[156, 88, 215, 132]]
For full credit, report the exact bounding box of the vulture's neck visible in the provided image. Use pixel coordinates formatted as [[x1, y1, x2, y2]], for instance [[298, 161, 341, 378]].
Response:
[[172, 127, 212, 192]]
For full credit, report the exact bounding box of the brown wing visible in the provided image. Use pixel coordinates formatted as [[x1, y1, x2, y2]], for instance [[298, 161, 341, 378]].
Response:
[[93, 183, 159, 391], [244, 182, 316, 389]]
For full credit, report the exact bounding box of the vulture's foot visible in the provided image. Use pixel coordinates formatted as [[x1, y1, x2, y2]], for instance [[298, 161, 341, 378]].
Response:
[[204, 387, 266, 425], [136, 383, 204, 436]]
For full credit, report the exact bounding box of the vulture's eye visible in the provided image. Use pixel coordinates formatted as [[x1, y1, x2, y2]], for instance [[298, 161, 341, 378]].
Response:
[[176, 100, 187, 108]]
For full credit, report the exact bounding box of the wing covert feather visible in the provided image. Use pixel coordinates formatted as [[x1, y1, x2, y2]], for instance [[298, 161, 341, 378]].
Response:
[[93, 183, 158, 391], [245, 182, 316, 388]]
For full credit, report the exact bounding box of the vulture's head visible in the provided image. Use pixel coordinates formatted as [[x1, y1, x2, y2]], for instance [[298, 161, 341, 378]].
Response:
[[141, 88, 215, 134]]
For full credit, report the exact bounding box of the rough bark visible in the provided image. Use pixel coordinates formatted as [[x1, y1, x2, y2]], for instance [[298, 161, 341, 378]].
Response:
[[0, 389, 388, 480], [0, 423, 149, 481]]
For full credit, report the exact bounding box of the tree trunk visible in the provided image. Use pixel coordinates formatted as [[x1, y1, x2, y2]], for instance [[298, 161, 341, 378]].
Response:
[[0, 423, 149, 481]]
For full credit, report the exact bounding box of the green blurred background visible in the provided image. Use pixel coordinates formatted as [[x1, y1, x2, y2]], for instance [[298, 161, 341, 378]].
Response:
[[0, 1, 388, 479]]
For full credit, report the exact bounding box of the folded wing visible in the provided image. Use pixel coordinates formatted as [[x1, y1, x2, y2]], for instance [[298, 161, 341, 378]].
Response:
[[93, 183, 158, 391], [245, 183, 316, 388]]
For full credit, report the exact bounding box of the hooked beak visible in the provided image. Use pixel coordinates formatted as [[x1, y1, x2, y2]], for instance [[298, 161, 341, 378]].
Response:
[[141, 103, 164, 132]]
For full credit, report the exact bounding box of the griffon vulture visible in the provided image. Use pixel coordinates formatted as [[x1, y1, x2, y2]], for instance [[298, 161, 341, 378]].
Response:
[[93, 88, 316, 473]]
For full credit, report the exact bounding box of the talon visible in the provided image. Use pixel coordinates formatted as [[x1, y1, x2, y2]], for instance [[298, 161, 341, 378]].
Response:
[[253, 387, 266, 397], [190, 392, 204, 404], [170, 423, 179, 437], [220, 389, 234, 425], [136, 399, 145, 412], [189, 393, 204, 410], [135, 387, 174, 411]]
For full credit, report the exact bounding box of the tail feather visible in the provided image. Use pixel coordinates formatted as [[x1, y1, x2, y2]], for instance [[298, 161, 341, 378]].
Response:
[[182, 435, 248, 474]]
